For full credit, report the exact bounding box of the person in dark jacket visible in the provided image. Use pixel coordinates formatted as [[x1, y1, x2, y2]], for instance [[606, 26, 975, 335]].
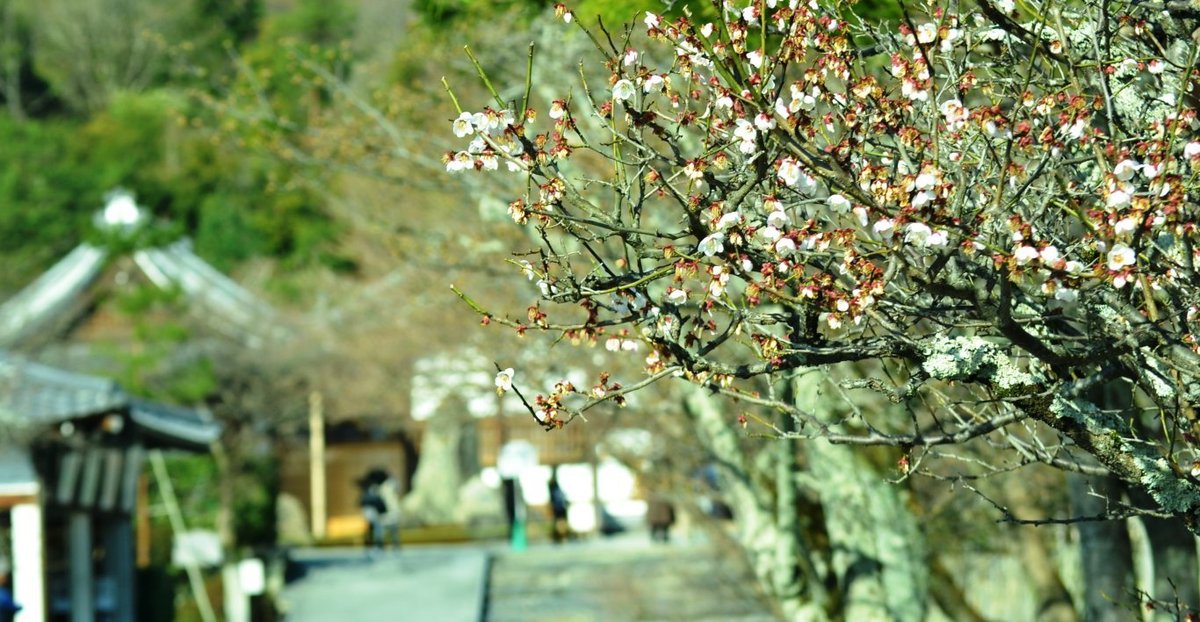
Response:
[[0, 559, 20, 622], [359, 479, 387, 553], [646, 497, 675, 543], [547, 472, 569, 544]]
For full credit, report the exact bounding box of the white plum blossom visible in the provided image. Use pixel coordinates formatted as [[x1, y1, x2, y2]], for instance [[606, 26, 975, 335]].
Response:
[[612, 79, 636, 102], [1113, 159, 1141, 181], [708, 266, 731, 299], [1186, 142, 1200, 159], [716, 211, 743, 230], [873, 218, 896, 238], [777, 158, 802, 186], [827, 194, 851, 213], [452, 112, 474, 137], [734, 118, 757, 142], [698, 232, 725, 256], [940, 99, 969, 129], [904, 222, 933, 246], [774, 98, 791, 119], [775, 237, 797, 257], [446, 151, 474, 173], [644, 12, 660, 29], [666, 287, 688, 305], [852, 206, 869, 227], [911, 190, 936, 209], [758, 226, 783, 242], [926, 230, 949, 247], [941, 28, 962, 51], [623, 49, 639, 65], [914, 172, 939, 191], [1014, 245, 1040, 265], [518, 260, 535, 280], [1107, 190, 1132, 209], [495, 368, 515, 394], [1107, 243, 1137, 271], [1148, 59, 1166, 74], [902, 78, 928, 102], [1114, 216, 1137, 236], [767, 209, 790, 228], [747, 50, 764, 68], [1039, 245, 1061, 264], [916, 22, 937, 44]]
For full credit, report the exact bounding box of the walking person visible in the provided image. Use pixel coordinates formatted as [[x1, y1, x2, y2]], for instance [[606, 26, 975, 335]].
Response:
[[547, 471, 569, 544], [359, 477, 386, 555], [647, 496, 675, 543], [380, 474, 403, 550]]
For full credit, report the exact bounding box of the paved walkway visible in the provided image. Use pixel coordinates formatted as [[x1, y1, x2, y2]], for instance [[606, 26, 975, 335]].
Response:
[[280, 533, 777, 622], [486, 535, 778, 622], [280, 546, 491, 622]]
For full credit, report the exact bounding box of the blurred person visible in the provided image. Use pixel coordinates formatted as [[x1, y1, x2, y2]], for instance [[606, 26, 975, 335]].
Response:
[[358, 477, 386, 554], [0, 558, 19, 622], [646, 497, 675, 543], [547, 471, 569, 544], [380, 474, 403, 550]]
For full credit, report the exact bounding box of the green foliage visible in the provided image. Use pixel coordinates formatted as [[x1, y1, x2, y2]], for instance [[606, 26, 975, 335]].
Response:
[[147, 454, 219, 549], [0, 117, 91, 284], [412, 0, 712, 30], [192, 0, 263, 44], [233, 456, 278, 545], [414, 0, 549, 26], [267, 0, 355, 45], [570, 0, 716, 26], [147, 452, 277, 553]]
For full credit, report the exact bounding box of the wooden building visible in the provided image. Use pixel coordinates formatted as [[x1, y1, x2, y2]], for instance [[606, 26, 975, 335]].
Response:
[[0, 354, 219, 622]]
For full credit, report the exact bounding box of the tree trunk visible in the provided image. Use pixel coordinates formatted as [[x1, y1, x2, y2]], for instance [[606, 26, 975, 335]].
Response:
[[1069, 472, 1136, 621], [1142, 514, 1199, 616], [794, 372, 927, 622], [683, 388, 827, 621], [1005, 482, 1080, 622], [401, 397, 467, 524], [805, 440, 926, 621], [927, 558, 989, 622]]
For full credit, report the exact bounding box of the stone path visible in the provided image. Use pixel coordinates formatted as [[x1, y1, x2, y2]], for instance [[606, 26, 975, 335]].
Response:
[[485, 538, 778, 622], [281, 546, 489, 622]]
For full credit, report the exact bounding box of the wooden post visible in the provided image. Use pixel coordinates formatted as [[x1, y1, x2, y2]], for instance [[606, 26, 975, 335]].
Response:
[[68, 512, 93, 622], [309, 391, 327, 540], [105, 518, 135, 622]]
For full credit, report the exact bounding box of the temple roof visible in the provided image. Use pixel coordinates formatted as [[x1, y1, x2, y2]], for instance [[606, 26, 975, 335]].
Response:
[[0, 352, 220, 450], [0, 239, 288, 351]]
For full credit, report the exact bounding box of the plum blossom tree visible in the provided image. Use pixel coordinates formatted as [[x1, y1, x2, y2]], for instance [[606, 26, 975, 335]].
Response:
[[447, 0, 1200, 617]]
